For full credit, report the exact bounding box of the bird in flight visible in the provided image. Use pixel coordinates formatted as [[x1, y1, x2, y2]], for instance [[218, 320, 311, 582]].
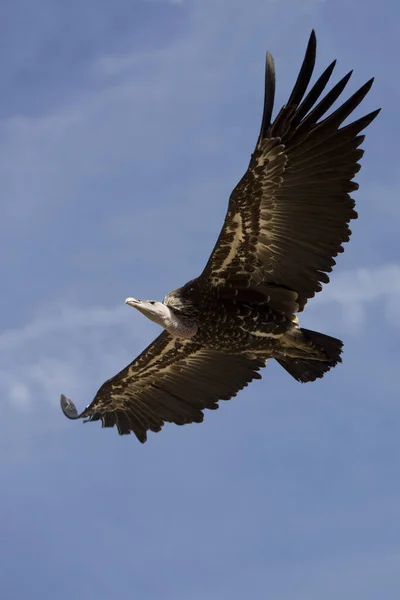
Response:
[[61, 31, 379, 443]]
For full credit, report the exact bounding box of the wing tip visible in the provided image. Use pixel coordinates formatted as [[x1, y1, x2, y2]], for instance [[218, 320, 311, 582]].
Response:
[[60, 394, 81, 420], [257, 50, 276, 144], [284, 29, 317, 111], [370, 106, 381, 119]]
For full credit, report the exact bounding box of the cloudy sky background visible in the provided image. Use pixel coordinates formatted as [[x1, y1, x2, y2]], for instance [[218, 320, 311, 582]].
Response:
[[0, 0, 399, 598]]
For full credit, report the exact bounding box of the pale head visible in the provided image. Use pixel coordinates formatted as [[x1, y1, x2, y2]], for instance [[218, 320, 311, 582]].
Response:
[[125, 297, 168, 327], [125, 296, 198, 339]]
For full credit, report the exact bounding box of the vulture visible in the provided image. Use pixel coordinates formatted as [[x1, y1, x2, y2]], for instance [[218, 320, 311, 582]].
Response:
[[61, 31, 379, 442]]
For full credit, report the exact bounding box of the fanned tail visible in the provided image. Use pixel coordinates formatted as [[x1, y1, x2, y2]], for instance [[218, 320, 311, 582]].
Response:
[[276, 328, 343, 383]]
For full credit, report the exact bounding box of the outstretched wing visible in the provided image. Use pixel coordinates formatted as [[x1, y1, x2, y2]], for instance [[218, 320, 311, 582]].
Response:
[[200, 30, 380, 315], [61, 331, 265, 443]]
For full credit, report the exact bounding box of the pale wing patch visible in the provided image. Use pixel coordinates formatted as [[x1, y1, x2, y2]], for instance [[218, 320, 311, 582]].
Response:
[[85, 336, 194, 414], [204, 138, 287, 292], [239, 325, 283, 338], [126, 339, 192, 385], [129, 337, 178, 377], [210, 212, 244, 286], [254, 142, 287, 267]]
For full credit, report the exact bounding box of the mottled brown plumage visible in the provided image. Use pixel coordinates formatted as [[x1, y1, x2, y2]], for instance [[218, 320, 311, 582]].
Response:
[[61, 31, 379, 443]]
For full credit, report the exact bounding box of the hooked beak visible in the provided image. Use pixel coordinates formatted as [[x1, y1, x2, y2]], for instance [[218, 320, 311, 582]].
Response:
[[125, 297, 141, 308], [125, 297, 158, 323]]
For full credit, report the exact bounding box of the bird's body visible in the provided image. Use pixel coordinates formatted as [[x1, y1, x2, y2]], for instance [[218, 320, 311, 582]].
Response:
[[61, 31, 379, 442], [163, 279, 290, 347], [133, 277, 339, 364]]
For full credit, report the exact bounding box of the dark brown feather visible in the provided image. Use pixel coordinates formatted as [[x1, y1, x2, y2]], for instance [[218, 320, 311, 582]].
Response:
[[62, 332, 265, 443], [200, 31, 379, 313]]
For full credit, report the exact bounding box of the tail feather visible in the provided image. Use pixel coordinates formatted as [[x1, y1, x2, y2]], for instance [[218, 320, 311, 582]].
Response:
[[277, 328, 343, 383]]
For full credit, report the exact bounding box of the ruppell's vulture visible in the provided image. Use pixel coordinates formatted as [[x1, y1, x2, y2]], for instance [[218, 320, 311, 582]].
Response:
[[61, 31, 379, 442]]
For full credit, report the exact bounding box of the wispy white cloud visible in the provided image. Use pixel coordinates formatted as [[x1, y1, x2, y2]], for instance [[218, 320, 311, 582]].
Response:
[[0, 302, 155, 411], [308, 263, 400, 333], [0, 304, 125, 351], [316, 264, 400, 305]]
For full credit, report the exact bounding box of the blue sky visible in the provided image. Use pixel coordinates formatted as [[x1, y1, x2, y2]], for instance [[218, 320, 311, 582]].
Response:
[[0, 0, 399, 598]]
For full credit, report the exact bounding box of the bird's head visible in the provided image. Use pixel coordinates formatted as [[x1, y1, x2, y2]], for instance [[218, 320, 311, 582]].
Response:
[[125, 297, 170, 327]]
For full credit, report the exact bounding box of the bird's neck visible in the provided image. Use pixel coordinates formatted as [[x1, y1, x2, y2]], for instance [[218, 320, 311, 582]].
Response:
[[162, 305, 198, 339]]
